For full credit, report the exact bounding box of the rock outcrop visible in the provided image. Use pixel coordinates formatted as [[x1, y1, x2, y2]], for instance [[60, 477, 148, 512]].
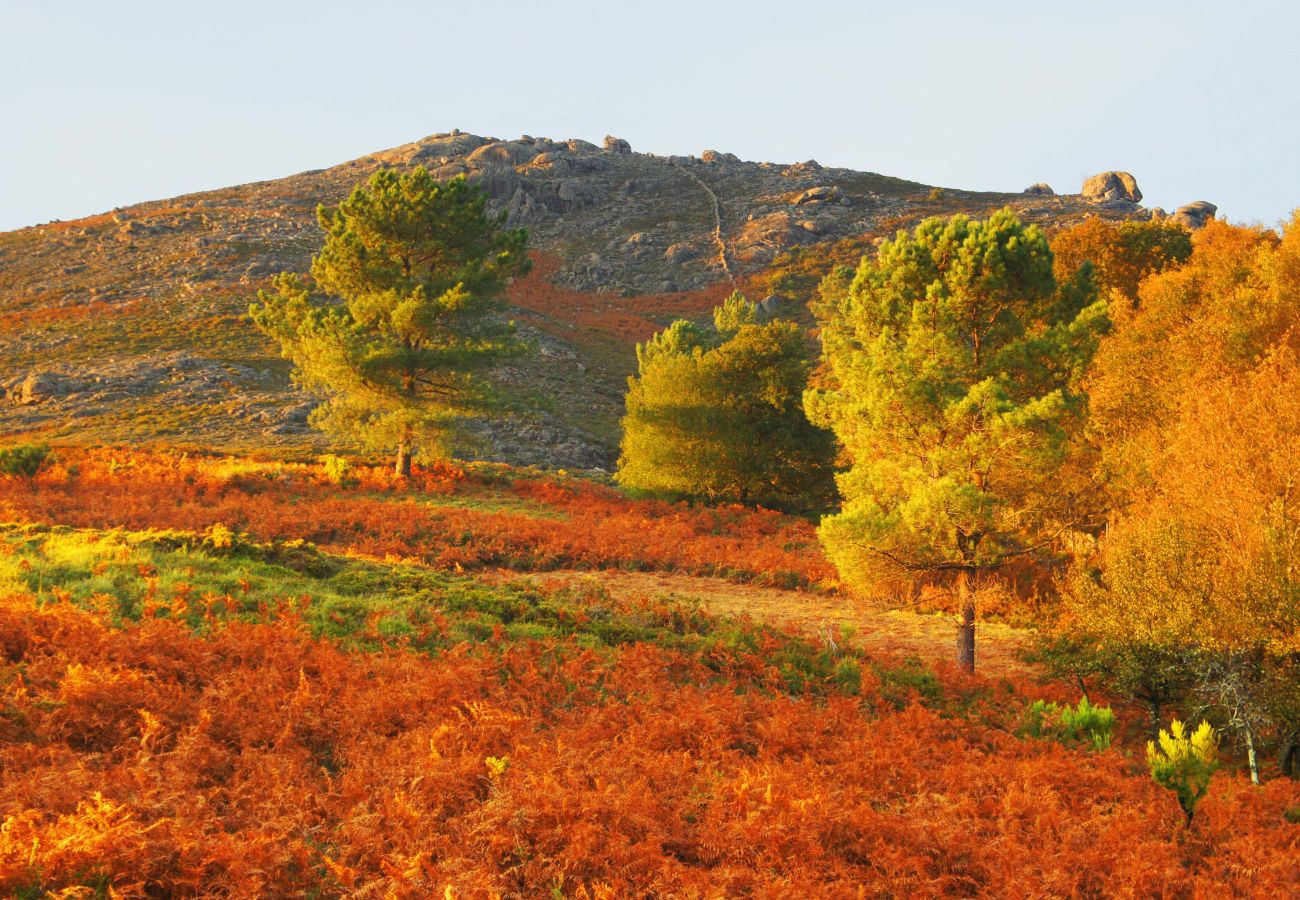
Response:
[[1082, 172, 1142, 203], [1023, 183, 1055, 195], [1172, 201, 1217, 230]]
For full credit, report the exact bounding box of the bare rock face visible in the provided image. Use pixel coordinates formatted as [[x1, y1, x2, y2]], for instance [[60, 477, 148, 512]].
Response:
[[792, 185, 842, 205], [734, 212, 818, 263], [1082, 171, 1142, 203], [467, 141, 539, 167], [1172, 201, 1217, 230], [1024, 183, 1055, 195], [603, 135, 631, 154]]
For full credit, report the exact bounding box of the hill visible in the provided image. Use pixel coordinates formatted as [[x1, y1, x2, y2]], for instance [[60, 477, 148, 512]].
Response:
[[0, 130, 1151, 468]]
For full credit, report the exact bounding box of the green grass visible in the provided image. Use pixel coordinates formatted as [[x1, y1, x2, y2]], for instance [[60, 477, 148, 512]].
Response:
[[0, 522, 926, 703]]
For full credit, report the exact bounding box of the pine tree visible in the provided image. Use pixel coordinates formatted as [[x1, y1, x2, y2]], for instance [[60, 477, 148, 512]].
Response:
[[617, 293, 836, 511], [806, 209, 1105, 670], [250, 168, 529, 476]]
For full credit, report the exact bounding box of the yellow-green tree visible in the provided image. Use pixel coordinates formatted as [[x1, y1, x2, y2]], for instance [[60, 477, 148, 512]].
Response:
[[617, 293, 836, 511], [251, 168, 530, 476], [806, 210, 1105, 671]]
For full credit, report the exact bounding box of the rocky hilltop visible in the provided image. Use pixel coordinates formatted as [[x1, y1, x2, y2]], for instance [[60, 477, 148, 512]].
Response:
[[0, 130, 1186, 468]]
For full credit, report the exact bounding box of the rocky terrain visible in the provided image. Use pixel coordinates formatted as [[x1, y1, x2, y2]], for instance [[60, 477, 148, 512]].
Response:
[[0, 130, 1204, 468]]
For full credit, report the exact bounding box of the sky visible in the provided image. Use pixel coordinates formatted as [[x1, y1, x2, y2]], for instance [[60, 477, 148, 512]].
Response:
[[2, 0, 1297, 232]]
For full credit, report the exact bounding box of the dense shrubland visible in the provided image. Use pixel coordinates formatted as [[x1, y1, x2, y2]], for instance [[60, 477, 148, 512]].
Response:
[[0, 525, 1298, 895], [0, 449, 834, 588]]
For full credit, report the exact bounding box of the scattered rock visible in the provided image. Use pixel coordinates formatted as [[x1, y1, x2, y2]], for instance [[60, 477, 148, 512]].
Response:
[[664, 242, 695, 264], [757, 295, 784, 318], [1099, 198, 1141, 214], [5, 371, 93, 405], [1023, 183, 1055, 195], [792, 186, 842, 205], [1082, 171, 1142, 203], [734, 212, 818, 262], [603, 135, 631, 154], [1172, 201, 1217, 230], [467, 163, 519, 200], [623, 232, 652, 254]]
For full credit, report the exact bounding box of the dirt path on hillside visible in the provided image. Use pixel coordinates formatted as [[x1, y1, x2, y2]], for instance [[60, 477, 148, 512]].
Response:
[[490, 569, 1037, 679]]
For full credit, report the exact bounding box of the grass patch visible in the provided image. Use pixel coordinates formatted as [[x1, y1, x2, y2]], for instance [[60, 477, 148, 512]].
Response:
[[0, 523, 898, 702]]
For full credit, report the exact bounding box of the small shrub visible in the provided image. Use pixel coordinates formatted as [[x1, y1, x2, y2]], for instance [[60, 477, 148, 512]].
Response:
[[1059, 697, 1116, 750], [1147, 719, 1218, 825], [1285, 804, 1300, 825], [321, 454, 356, 487], [1020, 698, 1116, 750], [0, 444, 52, 479], [203, 523, 238, 551]]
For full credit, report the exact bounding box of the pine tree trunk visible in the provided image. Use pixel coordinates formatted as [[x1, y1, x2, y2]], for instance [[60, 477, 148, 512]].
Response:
[[395, 429, 413, 479], [955, 569, 975, 673]]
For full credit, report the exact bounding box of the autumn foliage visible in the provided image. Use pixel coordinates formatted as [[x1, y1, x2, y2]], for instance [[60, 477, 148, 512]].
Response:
[[0, 448, 835, 588], [1, 588, 1298, 896]]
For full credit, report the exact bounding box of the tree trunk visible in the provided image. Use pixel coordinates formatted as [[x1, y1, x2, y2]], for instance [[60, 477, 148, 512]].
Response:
[[955, 569, 975, 673], [1280, 735, 1299, 778], [1244, 726, 1260, 786], [1147, 699, 1164, 744], [395, 428, 413, 479]]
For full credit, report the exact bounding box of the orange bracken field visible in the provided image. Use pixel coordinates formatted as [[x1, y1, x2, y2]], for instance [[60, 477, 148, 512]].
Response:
[[0, 449, 1297, 896]]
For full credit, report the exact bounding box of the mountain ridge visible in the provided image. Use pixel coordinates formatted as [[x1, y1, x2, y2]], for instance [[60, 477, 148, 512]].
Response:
[[0, 129, 1156, 467]]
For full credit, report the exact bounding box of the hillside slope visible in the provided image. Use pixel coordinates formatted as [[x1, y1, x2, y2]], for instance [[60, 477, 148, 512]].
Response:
[[0, 131, 1150, 467]]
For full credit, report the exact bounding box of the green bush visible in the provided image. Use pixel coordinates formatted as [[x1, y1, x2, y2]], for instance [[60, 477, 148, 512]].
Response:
[[1019, 697, 1116, 751], [1059, 697, 1117, 750], [0, 444, 51, 479], [1147, 719, 1219, 825], [321, 454, 356, 486]]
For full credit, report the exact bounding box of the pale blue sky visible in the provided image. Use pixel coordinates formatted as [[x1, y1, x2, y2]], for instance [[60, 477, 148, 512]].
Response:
[[3, 0, 1297, 232]]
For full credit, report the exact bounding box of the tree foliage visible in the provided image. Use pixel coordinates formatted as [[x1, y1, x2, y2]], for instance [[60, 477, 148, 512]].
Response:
[[806, 209, 1106, 596], [1085, 217, 1291, 495], [1050, 217, 1192, 309], [250, 168, 530, 474], [1069, 216, 1300, 773], [617, 293, 836, 511], [0, 444, 51, 480], [1148, 720, 1220, 824]]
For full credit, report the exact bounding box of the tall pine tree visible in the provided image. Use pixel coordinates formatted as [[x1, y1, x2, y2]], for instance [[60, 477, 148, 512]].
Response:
[[251, 168, 529, 475], [806, 209, 1105, 670]]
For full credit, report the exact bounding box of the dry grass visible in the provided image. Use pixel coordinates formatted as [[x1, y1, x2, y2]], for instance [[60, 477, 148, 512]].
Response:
[[491, 569, 1037, 678]]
